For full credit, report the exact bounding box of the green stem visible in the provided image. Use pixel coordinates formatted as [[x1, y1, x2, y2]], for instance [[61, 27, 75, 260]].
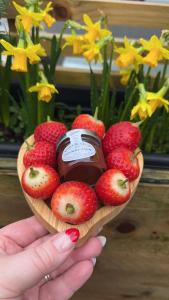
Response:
[[94, 106, 99, 119], [58, 22, 67, 47], [120, 88, 136, 121], [158, 78, 169, 97], [159, 111, 168, 146], [144, 122, 156, 153], [144, 66, 151, 89], [160, 61, 168, 88]]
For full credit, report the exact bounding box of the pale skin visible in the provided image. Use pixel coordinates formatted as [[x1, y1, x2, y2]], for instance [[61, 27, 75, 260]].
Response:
[[0, 216, 104, 300]]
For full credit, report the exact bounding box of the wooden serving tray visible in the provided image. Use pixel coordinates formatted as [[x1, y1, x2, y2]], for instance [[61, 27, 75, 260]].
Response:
[[17, 135, 144, 246]]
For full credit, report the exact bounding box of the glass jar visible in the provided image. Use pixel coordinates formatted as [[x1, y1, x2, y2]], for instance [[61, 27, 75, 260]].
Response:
[[56, 129, 106, 186]]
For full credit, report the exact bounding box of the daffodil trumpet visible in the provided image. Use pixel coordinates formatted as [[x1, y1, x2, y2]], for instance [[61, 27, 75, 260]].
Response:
[[131, 80, 169, 120]]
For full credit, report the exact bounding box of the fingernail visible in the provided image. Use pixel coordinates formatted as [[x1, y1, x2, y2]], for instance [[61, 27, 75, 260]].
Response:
[[66, 228, 80, 242], [53, 228, 80, 252], [97, 236, 106, 247], [91, 257, 96, 266]]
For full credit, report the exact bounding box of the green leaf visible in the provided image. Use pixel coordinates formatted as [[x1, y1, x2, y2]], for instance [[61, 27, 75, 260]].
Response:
[[0, 55, 11, 126], [49, 35, 61, 80], [90, 67, 99, 115], [152, 71, 161, 92], [0, 0, 10, 17]]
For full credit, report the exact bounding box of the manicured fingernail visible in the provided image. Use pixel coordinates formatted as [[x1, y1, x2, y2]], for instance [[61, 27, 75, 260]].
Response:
[[97, 236, 106, 247], [91, 257, 96, 266], [53, 228, 79, 252], [66, 228, 80, 242]]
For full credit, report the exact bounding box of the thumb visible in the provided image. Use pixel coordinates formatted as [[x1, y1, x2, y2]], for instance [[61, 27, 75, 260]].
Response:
[[3, 228, 79, 294]]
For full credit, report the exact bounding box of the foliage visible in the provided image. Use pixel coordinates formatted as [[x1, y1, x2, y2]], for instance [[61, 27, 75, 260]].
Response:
[[0, 1, 169, 154]]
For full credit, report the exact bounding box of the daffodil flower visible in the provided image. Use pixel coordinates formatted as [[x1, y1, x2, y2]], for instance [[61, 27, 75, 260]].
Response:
[[147, 92, 169, 114], [115, 36, 142, 69], [140, 35, 169, 67], [120, 68, 133, 86], [63, 35, 84, 55], [0, 39, 46, 72], [131, 82, 169, 120], [29, 83, 58, 102], [83, 14, 111, 43], [83, 42, 103, 63], [42, 2, 56, 28], [131, 99, 153, 120], [13, 1, 55, 32]]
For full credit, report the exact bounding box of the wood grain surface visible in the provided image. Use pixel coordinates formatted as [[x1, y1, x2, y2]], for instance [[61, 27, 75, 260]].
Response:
[[8, 0, 169, 29], [1, 165, 169, 299], [17, 135, 143, 246]]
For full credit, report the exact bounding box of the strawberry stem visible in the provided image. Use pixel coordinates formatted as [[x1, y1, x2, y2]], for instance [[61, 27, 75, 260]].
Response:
[[132, 149, 142, 160], [29, 167, 39, 178], [93, 106, 99, 120], [47, 115, 51, 122], [134, 120, 145, 128], [25, 141, 33, 151], [66, 203, 75, 215], [118, 179, 128, 189]]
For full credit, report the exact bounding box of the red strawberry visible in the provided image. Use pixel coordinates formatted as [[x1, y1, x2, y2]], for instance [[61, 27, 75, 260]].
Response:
[[34, 121, 67, 145], [106, 147, 140, 181], [95, 169, 131, 206], [102, 121, 141, 155], [51, 181, 98, 224], [22, 165, 60, 199], [72, 114, 105, 139], [23, 141, 56, 168]]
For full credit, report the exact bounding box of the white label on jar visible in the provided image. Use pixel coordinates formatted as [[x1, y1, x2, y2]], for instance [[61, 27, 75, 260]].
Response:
[[62, 130, 96, 162]]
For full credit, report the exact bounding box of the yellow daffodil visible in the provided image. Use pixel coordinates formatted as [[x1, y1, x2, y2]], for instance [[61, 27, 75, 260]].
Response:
[[42, 2, 56, 28], [147, 92, 169, 114], [64, 35, 84, 55], [120, 69, 133, 86], [13, 1, 43, 32], [115, 36, 142, 68], [83, 43, 102, 63], [83, 14, 111, 43], [140, 35, 169, 67], [0, 39, 46, 72], [131, 99, 153, 120], [131, 82, 169, 120], [13, 1, 55, 32], [29, 83, 58, 102]]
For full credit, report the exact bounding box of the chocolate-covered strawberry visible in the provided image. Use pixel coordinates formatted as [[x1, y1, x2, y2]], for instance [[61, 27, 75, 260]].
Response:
[[102, 121, 141, 155], [22, 165, 60, 199], [51, 181, 98, 224], [23, 141, 56, 167], [106, 147, 140, 181]]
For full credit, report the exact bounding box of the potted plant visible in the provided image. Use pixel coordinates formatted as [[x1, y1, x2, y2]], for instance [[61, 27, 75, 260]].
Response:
[[0, 0, 169, 179]]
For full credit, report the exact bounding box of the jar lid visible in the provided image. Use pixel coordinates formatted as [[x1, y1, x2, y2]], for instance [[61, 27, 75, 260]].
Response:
[[56, 129, 101, 150]]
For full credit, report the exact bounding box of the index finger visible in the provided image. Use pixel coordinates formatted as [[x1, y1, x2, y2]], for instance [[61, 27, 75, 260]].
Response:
[[0, 216, 48, 247]]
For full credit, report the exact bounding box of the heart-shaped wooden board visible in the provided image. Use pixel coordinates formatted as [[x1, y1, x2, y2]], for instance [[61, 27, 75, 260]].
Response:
[[17, 135, 144, 246]]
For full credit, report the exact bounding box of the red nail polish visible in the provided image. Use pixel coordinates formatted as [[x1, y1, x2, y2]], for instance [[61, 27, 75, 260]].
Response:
[[66, 228, 80, 243]]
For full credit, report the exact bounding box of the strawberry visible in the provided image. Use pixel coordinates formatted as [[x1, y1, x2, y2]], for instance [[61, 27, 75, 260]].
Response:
[[23, 141, 56, 168], [95, 169, 131, 206], [106, 147, 140, 181], [51, 181, 98, 224], [34, 121, 67, 145], [72, 114, 105, 139], [22, 165, 60, 199], [102, 121, 141, 155]]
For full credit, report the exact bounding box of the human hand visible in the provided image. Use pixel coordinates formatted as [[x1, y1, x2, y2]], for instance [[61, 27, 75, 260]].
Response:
[[0, 216, 106, 300]]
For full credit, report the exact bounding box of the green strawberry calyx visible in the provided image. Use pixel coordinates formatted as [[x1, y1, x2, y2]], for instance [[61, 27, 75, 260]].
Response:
[[29, 167, 39, 178], [66, 203, 75, 215]]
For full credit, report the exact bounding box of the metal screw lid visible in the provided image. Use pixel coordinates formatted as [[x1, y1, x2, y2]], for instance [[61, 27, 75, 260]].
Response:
[[56, 129, 101, 150]]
